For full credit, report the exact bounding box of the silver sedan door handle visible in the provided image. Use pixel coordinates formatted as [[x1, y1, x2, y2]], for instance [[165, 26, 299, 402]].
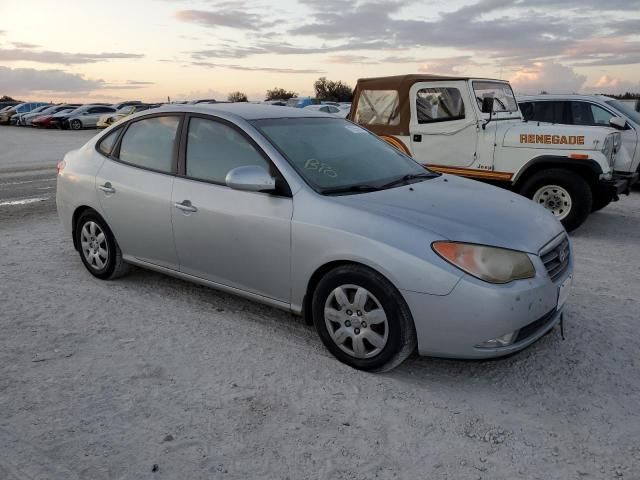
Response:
[[98, 182, 116, 194], [174, 200, 198, 213]]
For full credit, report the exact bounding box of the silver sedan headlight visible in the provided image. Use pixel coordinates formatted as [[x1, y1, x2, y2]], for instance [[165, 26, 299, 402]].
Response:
[[432, 242, 535, 284]]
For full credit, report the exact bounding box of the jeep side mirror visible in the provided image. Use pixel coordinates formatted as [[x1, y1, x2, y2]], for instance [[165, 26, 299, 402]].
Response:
[[609, 116, 627, 130], [481, 97, 495, 114]]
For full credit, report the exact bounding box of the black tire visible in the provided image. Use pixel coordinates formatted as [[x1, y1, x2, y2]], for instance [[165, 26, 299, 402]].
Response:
[[75, 210, 129, 280], [311, 264, 417, 372], [70, 119, 82, 130], [591, 185, 614, 212], [520, 168, 592, 232]]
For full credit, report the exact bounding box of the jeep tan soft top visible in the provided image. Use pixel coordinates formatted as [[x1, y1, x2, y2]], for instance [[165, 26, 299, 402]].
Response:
[[348, 74, 500, 136]]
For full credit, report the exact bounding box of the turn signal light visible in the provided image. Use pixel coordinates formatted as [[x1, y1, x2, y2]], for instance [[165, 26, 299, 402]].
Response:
[[569, 153, 589, 160]]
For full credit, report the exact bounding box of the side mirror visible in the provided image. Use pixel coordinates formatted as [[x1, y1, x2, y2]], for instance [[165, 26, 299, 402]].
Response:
[[225, 165, 276, 193], [481, 96, 495, 114], [609, 116, 627, 130]]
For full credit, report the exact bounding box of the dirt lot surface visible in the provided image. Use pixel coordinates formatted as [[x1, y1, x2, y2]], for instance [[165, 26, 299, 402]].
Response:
[[1, 128, 639, 479]]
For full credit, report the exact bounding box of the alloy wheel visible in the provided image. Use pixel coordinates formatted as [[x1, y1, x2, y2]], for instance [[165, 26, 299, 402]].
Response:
[[324, 284, 389, 359], [80, 221, 109, 270]]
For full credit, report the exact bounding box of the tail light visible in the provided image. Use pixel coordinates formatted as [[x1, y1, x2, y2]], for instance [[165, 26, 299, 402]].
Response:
[[56, 160, 66, 175]]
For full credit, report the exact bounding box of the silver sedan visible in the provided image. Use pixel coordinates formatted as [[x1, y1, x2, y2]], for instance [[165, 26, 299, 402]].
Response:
[[56, 104, 573, 371]]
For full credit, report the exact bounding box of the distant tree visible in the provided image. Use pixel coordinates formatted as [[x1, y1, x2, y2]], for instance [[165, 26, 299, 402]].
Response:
[[265, 87, 297, 101], [314, 77, 353, 102], [228, 91, 248, 102], [539, 90, 549, 95], [0, 95, 18, 102]]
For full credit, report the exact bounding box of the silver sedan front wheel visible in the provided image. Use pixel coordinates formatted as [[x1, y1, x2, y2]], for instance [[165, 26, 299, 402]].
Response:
[[324, 284, 389, 359], [80, 221, 109, 270]]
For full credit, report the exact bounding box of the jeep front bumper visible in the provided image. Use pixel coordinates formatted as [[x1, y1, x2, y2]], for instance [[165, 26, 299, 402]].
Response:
[[600, 172, 639, 198]]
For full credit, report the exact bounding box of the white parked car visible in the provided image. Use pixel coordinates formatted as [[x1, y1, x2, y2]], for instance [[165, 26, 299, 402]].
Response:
[[518, 94, 640, 182], [304, 104, 348, 117]]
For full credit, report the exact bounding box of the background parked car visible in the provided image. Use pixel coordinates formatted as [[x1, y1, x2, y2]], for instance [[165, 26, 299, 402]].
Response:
[[286, 97, 318, 108], [0, 101, 20, 110], [0, 102, 49, 125], [21, 104, 81, 126], [32, 107, 77, 128], [518, 94, 640, 187], [97, 104, 158, 128], [14, 104, 53, 126], [303, 104, 348, 117], [61, 105, 117, 130], [112, 100, 142, 110]]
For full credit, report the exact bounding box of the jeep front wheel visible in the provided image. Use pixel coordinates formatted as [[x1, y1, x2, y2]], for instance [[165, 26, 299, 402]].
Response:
[[520, 168, 592, 232]]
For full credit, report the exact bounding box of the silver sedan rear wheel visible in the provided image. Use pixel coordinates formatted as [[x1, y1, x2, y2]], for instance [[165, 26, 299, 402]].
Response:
[[324, 284, 389, 359], [80, 221, 109, 270]]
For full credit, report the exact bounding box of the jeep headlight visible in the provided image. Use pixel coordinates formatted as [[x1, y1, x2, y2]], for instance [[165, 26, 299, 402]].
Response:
[[432, 242, 535, 284]]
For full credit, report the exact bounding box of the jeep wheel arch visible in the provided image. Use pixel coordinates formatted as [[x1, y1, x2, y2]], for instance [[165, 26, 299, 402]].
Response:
[[512, 155, 603, 188]]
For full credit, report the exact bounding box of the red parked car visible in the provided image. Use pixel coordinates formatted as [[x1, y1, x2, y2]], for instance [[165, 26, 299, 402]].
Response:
[[32, 107, 78, 128]]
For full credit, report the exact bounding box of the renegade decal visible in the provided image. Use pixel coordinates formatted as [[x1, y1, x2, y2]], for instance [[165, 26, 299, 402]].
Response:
[[519, 134, 585, 145]]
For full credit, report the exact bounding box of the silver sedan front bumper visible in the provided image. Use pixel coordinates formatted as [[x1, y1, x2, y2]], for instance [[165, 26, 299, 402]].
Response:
[[402, 252, 572, 359]]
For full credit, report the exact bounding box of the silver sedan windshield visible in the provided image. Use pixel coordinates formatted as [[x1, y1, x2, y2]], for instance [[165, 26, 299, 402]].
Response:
[[252, 117, 428, 193]]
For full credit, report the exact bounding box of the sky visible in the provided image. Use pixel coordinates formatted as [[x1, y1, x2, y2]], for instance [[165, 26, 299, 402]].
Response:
[[0, 0, 639, 102]]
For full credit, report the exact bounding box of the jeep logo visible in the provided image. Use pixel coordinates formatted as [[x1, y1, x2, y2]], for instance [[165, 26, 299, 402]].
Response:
[[520, 134, 585, 145]]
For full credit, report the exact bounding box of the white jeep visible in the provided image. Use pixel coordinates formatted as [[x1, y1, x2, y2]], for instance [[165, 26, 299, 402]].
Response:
[[348, 75, 638, 231]]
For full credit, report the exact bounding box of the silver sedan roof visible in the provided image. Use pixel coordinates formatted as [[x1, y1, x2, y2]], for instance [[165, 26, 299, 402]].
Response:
[[151, 103, 332, 121]]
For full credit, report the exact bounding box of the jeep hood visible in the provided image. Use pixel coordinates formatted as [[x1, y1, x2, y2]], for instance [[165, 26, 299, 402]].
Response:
[[335, 175, 564, 254]]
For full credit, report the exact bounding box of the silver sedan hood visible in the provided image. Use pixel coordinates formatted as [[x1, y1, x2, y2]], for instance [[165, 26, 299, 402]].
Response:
[[334, 174, 564, 254]]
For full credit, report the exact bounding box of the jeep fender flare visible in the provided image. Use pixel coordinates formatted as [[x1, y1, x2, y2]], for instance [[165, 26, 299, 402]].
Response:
[[512, 155, 604, 186]]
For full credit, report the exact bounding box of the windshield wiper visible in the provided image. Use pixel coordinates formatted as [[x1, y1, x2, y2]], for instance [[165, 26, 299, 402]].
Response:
[[379, 172, 438, 189], [321, 184, 382, 195]]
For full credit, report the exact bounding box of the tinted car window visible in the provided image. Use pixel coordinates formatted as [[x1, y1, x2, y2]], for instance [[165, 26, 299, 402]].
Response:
[[569, 101, 593, 125], [519, 102, 534, 120], [416, 87, 465, 124], [118, 116, 180, 173], [591, 104, 612, 125], [97, 127, 121, 156], [525, 101, 566, 124], [186, 117, 270, 184]]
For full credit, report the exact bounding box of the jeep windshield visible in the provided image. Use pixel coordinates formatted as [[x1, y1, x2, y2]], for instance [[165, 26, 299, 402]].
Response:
[[606, 99, 640, 124], [252, 117, 435, 194], [473, 81, 519, 112]]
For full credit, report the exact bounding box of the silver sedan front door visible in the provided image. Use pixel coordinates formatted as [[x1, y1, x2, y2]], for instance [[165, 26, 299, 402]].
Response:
[[171, 116, 293, 303]]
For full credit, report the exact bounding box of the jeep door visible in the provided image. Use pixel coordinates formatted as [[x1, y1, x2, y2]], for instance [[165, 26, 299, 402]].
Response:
[[408, 81, 478, 167]]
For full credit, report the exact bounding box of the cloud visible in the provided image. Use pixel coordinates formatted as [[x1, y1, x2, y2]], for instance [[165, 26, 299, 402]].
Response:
[[126, 80, 155, 86], [286, 0, 640, 68], [175, 7, 275, 30], [190, 40, 391, 60], [0, 48, 143, 65], [327, 55, 376, 64], [509, 62, 587, 94], [418, 56, 480, 75], [191, 61, 323, 74], [12, 42, 39, 49], [0, 66, 105, 94], [584, 76, 640, 95]]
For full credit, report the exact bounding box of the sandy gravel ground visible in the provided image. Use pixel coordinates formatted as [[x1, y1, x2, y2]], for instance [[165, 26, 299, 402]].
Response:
[[0, 128, 639, 479]]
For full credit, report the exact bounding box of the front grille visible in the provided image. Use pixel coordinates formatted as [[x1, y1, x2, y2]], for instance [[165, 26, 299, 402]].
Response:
[[540, 235, 570, 282], [514, 309, 556, 343]]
